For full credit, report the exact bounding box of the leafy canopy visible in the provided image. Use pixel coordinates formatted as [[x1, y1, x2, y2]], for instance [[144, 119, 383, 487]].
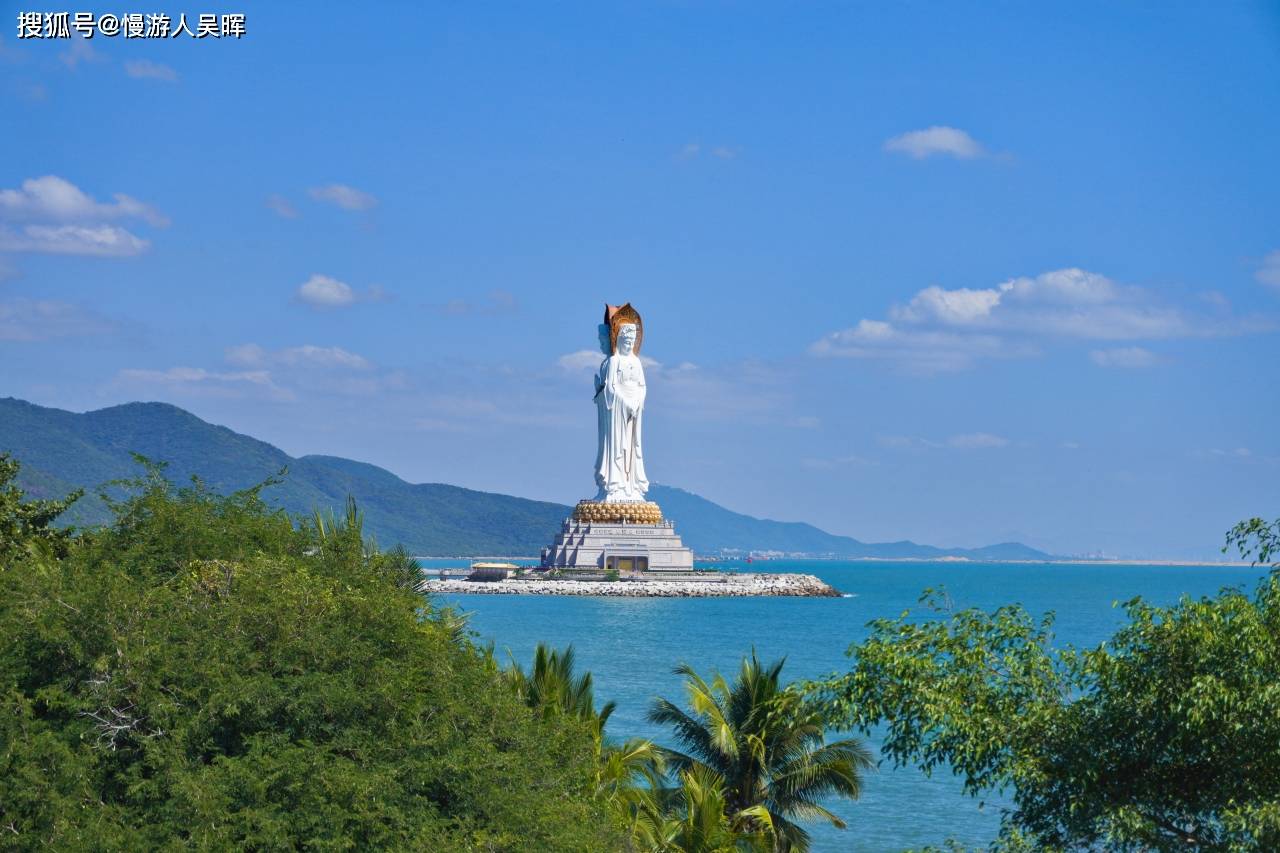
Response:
[[0, 456, 621, 851], [0, 452, 81, 564], [816, 568, 1280, 852], [650, 653, 872, 852]]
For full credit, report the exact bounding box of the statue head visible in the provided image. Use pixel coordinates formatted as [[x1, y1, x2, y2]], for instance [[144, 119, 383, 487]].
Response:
[[618, 323, 638, 355], [604, 302, 643, 355]]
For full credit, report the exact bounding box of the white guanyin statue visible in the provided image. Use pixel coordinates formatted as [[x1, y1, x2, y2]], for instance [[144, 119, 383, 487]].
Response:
[[593, 303, 649, 503]]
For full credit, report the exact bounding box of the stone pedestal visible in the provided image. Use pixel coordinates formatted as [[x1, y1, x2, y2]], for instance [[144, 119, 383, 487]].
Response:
[[540, 501, 694, 572]]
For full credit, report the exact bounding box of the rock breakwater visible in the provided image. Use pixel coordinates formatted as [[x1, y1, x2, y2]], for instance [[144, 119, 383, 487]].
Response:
[[420, 572, 840, 598]]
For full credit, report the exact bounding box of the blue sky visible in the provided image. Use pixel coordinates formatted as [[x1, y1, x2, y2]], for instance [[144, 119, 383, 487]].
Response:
[[3, 2, 1278, 558]]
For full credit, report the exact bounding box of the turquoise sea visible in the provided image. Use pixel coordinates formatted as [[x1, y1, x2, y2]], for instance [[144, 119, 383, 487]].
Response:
[[427, 560, 1262, 852]]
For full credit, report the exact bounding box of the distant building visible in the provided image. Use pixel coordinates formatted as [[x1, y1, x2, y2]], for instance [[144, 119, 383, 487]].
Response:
[[467, 561, 519, 581]]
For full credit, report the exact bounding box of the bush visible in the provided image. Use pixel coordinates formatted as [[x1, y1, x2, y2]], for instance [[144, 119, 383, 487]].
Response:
[[817, 569, 1280, 851], [0, 458, 622, 850]]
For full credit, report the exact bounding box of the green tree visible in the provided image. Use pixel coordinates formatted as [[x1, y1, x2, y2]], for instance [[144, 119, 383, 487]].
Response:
[[817, 567, 1280, 850], [641, 765, 776, 853], [506, 643, 617, 739], [505, 643, 669, 846], [0, 457, 622, 851], [649, 653, 872, 852], [0, 453, 81, 565], [1225, 515, 1280, 567]]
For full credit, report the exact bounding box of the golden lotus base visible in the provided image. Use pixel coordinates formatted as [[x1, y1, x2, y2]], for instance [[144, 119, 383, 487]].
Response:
[[573, 500, 664, 524]]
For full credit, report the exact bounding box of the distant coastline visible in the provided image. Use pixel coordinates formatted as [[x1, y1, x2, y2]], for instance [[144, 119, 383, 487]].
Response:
[[414, 555, 1256, 569]]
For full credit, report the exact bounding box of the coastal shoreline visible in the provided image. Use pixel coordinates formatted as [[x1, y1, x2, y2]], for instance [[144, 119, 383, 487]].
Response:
[[421, 572, 842, 598], [415, 556, 1253, 568]]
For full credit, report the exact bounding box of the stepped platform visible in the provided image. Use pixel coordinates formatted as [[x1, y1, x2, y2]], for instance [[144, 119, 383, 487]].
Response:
[[539, 500, 695, 572]]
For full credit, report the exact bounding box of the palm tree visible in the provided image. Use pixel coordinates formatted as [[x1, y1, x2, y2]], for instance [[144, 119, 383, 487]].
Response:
[[507, 644, 670, 845], [639, 765, 775, 853], [648, 652, 873, 851], [506, 643, 616, 739], [598, 736, 670, 844]]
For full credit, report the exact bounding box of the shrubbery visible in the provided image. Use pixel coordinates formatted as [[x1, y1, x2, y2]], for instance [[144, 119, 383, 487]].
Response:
[[0, 456, 619, 850]]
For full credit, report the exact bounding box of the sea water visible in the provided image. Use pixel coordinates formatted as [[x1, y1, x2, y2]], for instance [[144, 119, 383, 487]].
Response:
[[427, 560, 1263, 852]]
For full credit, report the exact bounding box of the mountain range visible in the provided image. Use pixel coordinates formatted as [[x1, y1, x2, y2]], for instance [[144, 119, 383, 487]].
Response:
[[0, 397, 1055, 561]]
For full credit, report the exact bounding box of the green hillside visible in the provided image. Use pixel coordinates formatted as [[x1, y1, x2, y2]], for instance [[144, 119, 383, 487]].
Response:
[[0, 397, 1055, 560], [0, 398, 565, 556]]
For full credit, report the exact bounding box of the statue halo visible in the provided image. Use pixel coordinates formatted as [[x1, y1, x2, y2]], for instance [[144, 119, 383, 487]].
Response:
[[604, 302, 643, 355]]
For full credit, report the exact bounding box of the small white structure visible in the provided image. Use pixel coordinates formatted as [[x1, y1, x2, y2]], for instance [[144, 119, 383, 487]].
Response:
[[467, 561, 518, 581]]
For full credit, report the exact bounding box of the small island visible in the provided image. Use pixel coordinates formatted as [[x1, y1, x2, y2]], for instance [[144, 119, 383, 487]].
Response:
[[422, 571, 841, 598], [429, 302, 839, 599]]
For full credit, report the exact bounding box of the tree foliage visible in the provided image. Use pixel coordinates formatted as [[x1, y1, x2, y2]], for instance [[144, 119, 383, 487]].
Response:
[[1225, 516, 1280, 568], [0, 457, 621, 850], [650, 653, 872, 852], [816, 572, 1280, 851], [0, 453, 81, 564], [504, 643, 675, 847]]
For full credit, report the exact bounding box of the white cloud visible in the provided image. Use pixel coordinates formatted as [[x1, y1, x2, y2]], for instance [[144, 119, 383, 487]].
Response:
[[0, 224, 149, 256], [947, 432, 1010, 449], [814, 267, 1255, 373], [878, 433, 1009, 450], [811, 319, 1023, 373], [0, 298, 110, 341], [677, 142, 701, 160], [1003, 268, 1118, 305], [878, 435, 938, 449], [265, 194, 298, 219], [297, 346, 369, 369], [59, 39, 101, 70], [115, 367, 295, 402], [558, 349, 606, 371], [677, 143, 739, 161], [296, 274, 355, 308], [642, 355, 674, 371], [277, 345, 372, 370], [118, 339, 399, 406], [309, 184, 377, 211], [1257, 250, 1280, 290], [891, 269, 1178, 338], [1090, 346, 1163, 368], [893, 285, 1003, 325], [0, 175, 168, 226], [224, 343, 267, 366], [884, 126, 985, 160], [227, 342, 372, 370], [292, 275, 386, 309], [124, 59, 178, 82]]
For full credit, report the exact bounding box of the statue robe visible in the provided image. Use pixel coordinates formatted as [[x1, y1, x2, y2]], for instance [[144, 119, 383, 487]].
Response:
[[594, 352, 648, 502]]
